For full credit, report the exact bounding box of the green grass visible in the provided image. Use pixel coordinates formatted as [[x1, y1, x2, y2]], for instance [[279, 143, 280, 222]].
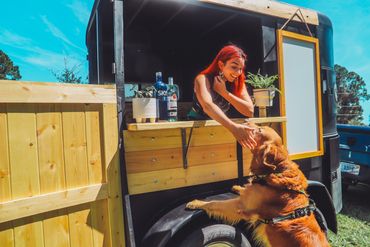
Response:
[[328, 184, 370, 247]]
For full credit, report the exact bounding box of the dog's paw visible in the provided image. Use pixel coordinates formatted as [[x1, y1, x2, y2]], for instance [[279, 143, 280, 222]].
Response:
[[232, 185, 244, 194], [186, 200, 206, 210]]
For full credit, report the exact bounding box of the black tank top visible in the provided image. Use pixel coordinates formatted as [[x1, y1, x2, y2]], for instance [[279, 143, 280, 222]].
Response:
[[188, 74, 231, 120]]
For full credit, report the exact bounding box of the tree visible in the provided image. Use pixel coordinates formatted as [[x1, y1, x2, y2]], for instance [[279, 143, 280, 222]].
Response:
[[0, 50, 21, 80], [52, 57, 84, 84], [335, 64, 370, 125]]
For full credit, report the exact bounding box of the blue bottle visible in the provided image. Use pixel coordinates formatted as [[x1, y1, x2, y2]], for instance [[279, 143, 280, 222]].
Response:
[[153, 72, 168, 120]]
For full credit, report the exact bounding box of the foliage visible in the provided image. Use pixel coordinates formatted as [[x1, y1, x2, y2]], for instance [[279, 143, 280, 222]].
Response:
[[133, 86, 156, 98], [335, 64, 370, 125], [245, 69, 280, 93], [52, 57, 84, 84], [0, 50, 21, 80]]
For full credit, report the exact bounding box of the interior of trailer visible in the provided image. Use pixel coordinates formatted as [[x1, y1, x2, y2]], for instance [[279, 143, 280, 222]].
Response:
[[123, 0, 264, 108]]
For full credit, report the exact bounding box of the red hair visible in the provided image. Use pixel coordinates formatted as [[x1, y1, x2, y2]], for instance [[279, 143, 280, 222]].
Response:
[[200, 45, 247, 96]]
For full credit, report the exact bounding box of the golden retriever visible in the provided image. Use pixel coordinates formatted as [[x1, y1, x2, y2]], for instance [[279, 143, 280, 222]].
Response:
[[186, 123, 330, 247]]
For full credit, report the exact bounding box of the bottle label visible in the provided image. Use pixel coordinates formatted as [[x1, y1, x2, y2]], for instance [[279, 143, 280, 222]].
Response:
[[167, 94, 177, 110]]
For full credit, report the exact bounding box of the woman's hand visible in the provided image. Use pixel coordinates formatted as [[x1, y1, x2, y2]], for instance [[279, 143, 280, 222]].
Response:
[[231, 123, 257, 150], [213, 75, 228, 97]]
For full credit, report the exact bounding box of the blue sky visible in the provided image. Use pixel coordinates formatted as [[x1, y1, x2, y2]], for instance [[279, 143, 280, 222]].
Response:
[[0, 0, 369, 124]]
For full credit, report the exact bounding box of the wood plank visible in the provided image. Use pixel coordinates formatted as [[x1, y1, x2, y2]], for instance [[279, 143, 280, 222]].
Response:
[[62, 104, 93, 247], [42, 209, 70, 247], [0, 80, 116, 104], [0, 104, 13, 247], [0, 184, 108, 224], [126, 117, 286, 131], [7, 104, 44, 247], [0, 104, 11, 201], [124, 128, 182, 152], [62, 104, 89, 188], [124, 125, 238, 152], [36, 104, 70, 247], [200, 0, 318, 25], [102, 104, 125, 247], [67, 204, 93, 247], [125, 143, 236, 174], [243, 148, 253, 176], [85, 104, 104, 184], [85, 104, 111, 247], [127, 161, 238, 195]]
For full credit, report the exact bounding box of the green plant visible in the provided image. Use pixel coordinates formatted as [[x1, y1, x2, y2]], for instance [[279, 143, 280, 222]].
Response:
[[133, 86, 157, 98], [245, 70, 280, 93]]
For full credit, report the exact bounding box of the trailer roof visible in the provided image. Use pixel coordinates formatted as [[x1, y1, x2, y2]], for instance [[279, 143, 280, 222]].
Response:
[[86, 0, 318, 38]]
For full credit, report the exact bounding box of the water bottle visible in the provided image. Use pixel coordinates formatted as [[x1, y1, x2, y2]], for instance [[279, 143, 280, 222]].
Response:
[[167, 77, 178, 122], [153, 72, 168, 120]]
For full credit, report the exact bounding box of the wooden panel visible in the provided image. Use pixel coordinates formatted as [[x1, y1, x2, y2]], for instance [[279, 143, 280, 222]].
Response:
[[0, 80, 116, 104], [42, 209, 70, 247], [126, 116, 287, 131], [85, 104, 111, 247], [36, 104, 69, 247], [0, 184, 108, 224], [62, 104, 93, 247], [124, 128, 182, 152], [124, 126, 235, 153], [243, 148, 253, 176], [7, 104, 44, 247], [200, 0, 318, 25], [62, 104, 89, 188], [0, 104, 13, 247], [103, 104, 125, 247], [85, 104, 104, 183], [125, 143, 237, 174], [127, 161, 238, 195], [125, 148, 182, 173]]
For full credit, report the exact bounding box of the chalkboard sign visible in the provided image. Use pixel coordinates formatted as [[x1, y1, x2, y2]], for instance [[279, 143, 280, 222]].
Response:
[[277, 30, 323, 160]]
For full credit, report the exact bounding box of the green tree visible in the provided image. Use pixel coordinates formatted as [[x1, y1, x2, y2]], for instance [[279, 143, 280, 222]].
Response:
[[0, 50, 21, 80], [335, 64, 370, 125], [52, 57, 84, 84]]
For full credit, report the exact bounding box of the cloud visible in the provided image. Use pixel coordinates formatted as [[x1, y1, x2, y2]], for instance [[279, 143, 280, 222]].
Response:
[[40, 15, 85, 53], [67, 0, 90, 24], [0, 29, 32, 47]]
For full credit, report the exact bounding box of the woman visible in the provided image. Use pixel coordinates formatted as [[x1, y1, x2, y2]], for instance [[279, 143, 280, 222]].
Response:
[[187, 45, 256, 149]]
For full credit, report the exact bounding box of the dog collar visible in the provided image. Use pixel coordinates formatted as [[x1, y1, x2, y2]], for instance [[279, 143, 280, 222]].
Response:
[[257, 199, 317, 225]]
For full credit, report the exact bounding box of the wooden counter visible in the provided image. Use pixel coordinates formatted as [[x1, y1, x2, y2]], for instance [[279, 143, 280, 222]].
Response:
[[126, 116, 287, 131], [123, 117, 286, 195]]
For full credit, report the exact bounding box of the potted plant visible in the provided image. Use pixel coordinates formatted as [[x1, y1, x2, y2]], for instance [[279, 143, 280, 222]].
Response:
[[132, 86, 157, 123], [245, 70, 280, 117]]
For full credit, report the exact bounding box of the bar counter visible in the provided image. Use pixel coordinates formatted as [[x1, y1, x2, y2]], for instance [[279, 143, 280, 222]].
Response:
[[123, 116, 286, 195]]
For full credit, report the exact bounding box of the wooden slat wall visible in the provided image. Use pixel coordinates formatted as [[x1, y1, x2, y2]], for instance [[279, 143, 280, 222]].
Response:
[[124, 126, 238, 195], [0, 83, 125, 247]]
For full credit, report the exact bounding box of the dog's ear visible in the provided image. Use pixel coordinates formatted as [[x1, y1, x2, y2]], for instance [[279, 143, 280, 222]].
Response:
[[262, 143, 278, 170]]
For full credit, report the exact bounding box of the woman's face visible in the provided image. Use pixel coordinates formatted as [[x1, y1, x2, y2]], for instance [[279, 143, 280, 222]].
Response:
[[219, 57, 245, 82]]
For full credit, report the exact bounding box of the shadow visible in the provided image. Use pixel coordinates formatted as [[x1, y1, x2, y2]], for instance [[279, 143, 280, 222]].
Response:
[[340, 183, 370, 222]]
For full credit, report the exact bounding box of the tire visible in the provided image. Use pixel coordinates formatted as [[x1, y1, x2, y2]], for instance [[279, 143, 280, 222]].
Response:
[[178, 224, 252, 247]]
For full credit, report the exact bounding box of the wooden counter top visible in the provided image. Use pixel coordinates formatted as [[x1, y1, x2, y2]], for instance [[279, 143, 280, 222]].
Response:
[[126, 116, 286, 131]]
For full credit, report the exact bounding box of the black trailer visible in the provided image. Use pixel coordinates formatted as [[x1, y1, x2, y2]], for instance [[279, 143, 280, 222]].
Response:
[[86, 1, 340, 246]]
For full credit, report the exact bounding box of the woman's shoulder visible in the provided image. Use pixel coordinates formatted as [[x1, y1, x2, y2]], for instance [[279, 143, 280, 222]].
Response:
[[195, 74, 211, 84]]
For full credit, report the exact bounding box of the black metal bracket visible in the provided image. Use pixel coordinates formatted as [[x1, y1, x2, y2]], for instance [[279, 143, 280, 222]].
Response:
[[181, 127, 194, 169]]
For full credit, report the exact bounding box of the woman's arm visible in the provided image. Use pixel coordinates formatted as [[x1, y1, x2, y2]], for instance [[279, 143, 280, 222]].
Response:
[[213, 76, 254, 117], [194, 75, 256, 149]]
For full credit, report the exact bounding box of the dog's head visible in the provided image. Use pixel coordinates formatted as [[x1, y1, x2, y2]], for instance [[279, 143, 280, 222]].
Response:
[[246, 123, 287, 174]]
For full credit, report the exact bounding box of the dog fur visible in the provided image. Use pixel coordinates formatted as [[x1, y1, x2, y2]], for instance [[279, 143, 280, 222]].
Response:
[[186, 123, 330, 247]]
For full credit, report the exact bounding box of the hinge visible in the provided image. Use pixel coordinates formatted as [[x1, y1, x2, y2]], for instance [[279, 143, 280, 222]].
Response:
[[112, 62, 116, 74]]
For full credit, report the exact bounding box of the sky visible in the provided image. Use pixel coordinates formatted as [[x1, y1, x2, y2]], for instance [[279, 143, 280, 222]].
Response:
[[0, 0, 369, 124]]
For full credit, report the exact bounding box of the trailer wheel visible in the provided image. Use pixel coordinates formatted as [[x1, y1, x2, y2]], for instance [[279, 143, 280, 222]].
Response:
[[178, 224, 251, 247]]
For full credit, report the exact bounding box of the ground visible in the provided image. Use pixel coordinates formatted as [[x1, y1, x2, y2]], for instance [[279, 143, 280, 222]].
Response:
[[328, 183, 370, 246]]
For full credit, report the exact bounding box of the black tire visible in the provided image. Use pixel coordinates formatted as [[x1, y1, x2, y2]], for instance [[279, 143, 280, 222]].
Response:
[[178, 224, 252, 247]]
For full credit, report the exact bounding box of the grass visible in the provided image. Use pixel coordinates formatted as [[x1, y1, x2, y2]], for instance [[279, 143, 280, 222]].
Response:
[[328, 183, 370, 247]]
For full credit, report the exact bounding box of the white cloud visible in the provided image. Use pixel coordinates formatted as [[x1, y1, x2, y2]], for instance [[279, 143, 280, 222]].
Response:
[[0, 29, 32, 47], [67, 0, 90, 24], [40, 15, 85, 53]]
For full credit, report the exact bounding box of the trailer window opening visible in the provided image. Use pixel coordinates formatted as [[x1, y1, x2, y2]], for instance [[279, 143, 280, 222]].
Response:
[[123, 0, 263, 101]]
